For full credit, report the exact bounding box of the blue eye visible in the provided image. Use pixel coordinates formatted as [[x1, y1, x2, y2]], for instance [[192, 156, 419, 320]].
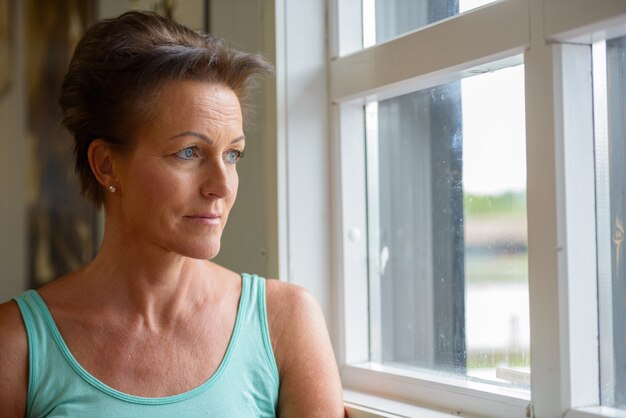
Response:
[[225, 150, 243, 164], [175, 146, 199, 160]]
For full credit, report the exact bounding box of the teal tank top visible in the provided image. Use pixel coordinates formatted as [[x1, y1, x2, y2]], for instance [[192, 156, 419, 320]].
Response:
[[13, 273, 280, 418]]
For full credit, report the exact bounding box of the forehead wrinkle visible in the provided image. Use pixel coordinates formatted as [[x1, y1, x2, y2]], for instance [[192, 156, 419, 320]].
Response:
[[195, 100, 242, 123], [146, 81, 244, 144]]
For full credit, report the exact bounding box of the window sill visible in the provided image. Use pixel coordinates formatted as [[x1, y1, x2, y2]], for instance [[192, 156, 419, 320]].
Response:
[[342, 363, 529, 418], [344, 389, 469, 418], [345, 398, 626, 418], [566, 406, 626, 418]]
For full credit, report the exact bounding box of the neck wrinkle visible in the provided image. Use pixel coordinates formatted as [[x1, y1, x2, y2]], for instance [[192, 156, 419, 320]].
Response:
[[81, 221, 217, 331]]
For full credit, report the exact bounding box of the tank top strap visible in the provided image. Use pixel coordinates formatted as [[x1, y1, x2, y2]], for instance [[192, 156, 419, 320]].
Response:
[[236, 274, 280, 388], [13, 290, 54, 415]]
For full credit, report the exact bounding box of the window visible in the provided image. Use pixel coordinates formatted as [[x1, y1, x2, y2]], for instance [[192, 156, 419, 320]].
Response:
[[365, 65, 529, 388], [362, 0, 498, 48], [318, 0, 626, 417]]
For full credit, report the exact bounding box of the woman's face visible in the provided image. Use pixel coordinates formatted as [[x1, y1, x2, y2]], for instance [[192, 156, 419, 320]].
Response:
[[112, 80, 244, 260]]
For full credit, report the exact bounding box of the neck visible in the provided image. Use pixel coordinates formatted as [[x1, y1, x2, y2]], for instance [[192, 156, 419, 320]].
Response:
[[78, 221, 220, 329]]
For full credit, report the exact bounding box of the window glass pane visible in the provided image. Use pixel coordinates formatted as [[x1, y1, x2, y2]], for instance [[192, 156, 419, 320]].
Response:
[[366, 64, 529, 389], [363, 0, 498, 47], [595, 35, 626, 409]]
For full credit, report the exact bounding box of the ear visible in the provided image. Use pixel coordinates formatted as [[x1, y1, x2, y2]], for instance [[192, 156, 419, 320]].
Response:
[[87, 139, 118, 189]]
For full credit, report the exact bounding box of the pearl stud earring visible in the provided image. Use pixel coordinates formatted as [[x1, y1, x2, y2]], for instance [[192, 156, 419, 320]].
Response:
[[108, 185, 117, 193]]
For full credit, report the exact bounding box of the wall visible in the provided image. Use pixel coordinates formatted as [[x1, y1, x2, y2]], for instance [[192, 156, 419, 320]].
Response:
[[0, 1, 27, 303], [97, 0, 204, 30]]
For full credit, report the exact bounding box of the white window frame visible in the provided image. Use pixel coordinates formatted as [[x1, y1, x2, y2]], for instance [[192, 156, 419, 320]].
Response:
[[321, 0, 626, 417]]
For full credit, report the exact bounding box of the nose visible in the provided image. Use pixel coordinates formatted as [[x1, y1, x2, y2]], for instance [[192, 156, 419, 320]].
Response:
[[200, 159, 235, 199]]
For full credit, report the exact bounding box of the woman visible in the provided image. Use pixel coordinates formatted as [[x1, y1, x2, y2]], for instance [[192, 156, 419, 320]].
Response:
[[0, 11, 345, 418]]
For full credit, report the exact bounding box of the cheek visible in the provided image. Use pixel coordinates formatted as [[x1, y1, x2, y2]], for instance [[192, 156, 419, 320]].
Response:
[[152, 171, 181, 196], [127, 163, 182, 207]]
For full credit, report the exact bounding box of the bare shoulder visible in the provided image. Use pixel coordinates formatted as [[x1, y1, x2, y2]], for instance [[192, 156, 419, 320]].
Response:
[[0, 299, 27, 352], [264, 279, 320, 327], [264, 280, 327, 357], [264, 279, 345, 418], [266, 279, 329, 360], [0, 300, 28, 417]]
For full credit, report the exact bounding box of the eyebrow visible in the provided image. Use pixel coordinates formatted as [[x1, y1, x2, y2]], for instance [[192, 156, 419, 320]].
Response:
[[167, 131, 246, 144]]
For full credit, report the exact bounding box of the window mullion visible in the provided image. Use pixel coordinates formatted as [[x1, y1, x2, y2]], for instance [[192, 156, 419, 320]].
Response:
[[553, 42, 600, 409], [338, 103, 370, 365], [330, 0, 529, 103], [524, 1, 565, 416]]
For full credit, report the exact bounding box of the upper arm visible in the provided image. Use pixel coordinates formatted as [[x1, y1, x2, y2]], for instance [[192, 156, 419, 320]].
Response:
[[0, 300, 28, 418], [266, 281, 345, 418]]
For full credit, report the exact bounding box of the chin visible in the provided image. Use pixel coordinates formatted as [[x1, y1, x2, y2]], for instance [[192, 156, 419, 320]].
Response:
[[179, 240, 221, 260], [203, 246, 221, 260]]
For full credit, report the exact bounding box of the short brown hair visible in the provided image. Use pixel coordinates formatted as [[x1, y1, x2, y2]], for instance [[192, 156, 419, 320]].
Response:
[[59, 11, 272, 207]]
